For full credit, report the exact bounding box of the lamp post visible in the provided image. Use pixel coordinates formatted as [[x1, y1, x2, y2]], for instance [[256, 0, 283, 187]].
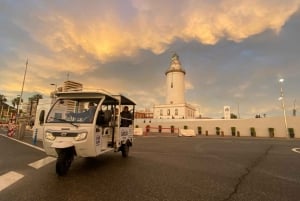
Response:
[[278, 78, 288, 138], [50, 83, 57, 91], [50, 83, 57, 103], [293, 99, 296, 116]]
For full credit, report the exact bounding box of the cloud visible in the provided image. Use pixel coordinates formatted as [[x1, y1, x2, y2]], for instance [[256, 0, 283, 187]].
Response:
[[1, 0, 300, 118], [10, 0, 300, 64]]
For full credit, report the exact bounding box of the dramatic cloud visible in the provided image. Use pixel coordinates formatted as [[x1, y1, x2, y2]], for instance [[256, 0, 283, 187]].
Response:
[[1, 0, 300, 117]]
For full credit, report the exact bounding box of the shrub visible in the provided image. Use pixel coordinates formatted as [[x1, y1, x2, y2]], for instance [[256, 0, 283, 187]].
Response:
[[288, 128, 295, 138], [197, 126, 202, 135], [231, 127, 236, 136], [237, 131, 240, 137], [216, 127, 220, 135], [250, 127, 256, 137], [268, 128, 274, 138]]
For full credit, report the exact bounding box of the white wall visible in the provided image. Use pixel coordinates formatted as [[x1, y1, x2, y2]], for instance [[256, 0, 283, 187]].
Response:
[[135, 116, 300, 138]]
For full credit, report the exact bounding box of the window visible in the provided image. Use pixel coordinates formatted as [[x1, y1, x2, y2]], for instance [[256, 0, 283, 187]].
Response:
[[175, 109, 178, 116], [167, 109, 170, 116], [160, 109, 163, 116]]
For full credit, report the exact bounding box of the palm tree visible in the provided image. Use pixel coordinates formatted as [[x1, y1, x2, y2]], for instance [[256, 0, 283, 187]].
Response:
[[29, 94, 43, 105], [12, 96, 22, 108], [28, 94, 43, 117], [0, 94, 7, 105], [0, 94, 7, 118]]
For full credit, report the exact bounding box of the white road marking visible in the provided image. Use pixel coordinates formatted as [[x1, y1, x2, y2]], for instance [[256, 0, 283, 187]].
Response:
[[0, 171, 24, 192], [292, 148, 300, 154], [28, 156, 56, 169], [0, 134, 45, 152]]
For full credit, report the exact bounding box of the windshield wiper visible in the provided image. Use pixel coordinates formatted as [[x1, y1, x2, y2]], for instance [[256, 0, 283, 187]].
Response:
[[53, 118, 79, 128]]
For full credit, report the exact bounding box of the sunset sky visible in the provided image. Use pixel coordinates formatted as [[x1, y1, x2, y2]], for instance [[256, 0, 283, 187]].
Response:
[[1, 0, 300, 118]]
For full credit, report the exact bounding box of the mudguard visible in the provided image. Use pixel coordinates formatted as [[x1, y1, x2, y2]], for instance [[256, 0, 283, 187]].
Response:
[[51, 141, 74, 149]]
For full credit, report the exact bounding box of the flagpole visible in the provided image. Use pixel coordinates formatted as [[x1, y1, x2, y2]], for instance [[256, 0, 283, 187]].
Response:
[[17, 59, 28, 117]]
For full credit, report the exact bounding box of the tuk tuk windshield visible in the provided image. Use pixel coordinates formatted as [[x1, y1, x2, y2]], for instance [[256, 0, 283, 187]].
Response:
[[46, 98, 101, 124]]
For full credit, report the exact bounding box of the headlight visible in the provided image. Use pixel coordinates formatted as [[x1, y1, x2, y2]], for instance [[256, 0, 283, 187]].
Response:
[[45, 132, 56, 141], [74, 132, 87, 141]]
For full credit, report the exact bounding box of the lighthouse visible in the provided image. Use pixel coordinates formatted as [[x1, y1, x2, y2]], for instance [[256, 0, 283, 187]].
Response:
[[165, 53, 186, 104], [153, 53, 196, 119]]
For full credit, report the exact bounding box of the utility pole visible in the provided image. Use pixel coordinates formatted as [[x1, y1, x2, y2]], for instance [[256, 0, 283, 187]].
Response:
[[278, 78, 288, 138], [17, 59, 28, 118]]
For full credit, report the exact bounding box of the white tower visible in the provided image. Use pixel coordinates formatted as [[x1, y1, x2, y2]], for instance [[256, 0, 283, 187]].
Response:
[[165, 53, 186, 104], [153, 53, 195, 119]]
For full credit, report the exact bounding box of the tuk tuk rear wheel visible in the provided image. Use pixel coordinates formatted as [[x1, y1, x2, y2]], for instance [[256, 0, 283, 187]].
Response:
[[56, 149, 73, 176], [121, 144, 129, 157]]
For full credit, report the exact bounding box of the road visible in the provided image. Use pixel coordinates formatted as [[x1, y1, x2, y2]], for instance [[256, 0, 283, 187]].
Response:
[[0, 134, 300, 201]]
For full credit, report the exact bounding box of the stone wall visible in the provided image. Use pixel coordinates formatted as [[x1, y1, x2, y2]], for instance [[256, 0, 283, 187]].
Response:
[[135, 116, 300, 138]]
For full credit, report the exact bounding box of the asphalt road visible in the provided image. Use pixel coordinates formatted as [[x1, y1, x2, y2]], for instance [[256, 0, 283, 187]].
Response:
[[0, 134, 300, 201]]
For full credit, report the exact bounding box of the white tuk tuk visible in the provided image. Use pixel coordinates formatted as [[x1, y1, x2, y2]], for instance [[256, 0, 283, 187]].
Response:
[[41, 91, 136, 175]]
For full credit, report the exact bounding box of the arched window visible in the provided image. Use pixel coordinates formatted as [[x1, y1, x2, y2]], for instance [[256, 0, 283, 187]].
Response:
[[167, 109, 170, 116], [160, 109, 163, 116], [175, 109, 178, 116]]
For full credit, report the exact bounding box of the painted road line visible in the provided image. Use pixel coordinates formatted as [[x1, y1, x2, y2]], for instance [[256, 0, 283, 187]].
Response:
[[0, 171, 24, 192], [0, 134, 45, 152], [292, 148, 300, 154], [28, 156, 56, 169]]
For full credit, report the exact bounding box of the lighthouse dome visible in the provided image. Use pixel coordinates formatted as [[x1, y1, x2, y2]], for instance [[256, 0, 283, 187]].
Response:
[[165, 53, 186, 75]]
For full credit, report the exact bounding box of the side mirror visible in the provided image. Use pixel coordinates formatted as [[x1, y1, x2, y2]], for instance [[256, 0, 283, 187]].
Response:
[[39, 110, 45, 125]]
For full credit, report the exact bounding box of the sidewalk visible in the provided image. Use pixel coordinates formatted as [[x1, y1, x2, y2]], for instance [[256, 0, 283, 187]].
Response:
[[0, 127, 44, 149]]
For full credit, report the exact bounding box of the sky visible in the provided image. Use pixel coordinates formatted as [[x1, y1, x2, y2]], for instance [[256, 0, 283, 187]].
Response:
[[1, 0, 300, 119]]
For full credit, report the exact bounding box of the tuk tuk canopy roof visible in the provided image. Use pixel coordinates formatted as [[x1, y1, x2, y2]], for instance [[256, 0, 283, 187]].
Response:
[[55, 91, 136, 106], [112, 94, 136, 106]]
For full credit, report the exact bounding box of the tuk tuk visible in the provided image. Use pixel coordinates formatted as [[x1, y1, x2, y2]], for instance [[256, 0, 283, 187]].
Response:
[[41, 91, 136, 175]]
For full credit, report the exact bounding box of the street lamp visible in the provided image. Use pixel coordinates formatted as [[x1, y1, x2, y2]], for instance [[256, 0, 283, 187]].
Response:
[[50, 83, 57, 90], [50, 83, 57, 102], [293, 99, 296, 116], [278, 78, 288, 138]]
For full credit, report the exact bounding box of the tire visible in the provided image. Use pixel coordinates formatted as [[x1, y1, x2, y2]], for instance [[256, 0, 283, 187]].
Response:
[[56, 149, 73, 176], [121, 144, 129, 158]]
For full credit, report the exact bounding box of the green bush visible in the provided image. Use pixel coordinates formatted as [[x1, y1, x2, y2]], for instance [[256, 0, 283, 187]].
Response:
[[250, 127, 256, 137], [216, 127, 220, 135], [197, 126, 202, 135], [231, 127, 236, 136], [288, 128, 295, 138], [268, 128, 274, 138]]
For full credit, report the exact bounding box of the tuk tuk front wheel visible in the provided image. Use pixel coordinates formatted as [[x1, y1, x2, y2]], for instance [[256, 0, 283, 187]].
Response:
[[121, 144, 129, 158], [56, 149, 74, 176]]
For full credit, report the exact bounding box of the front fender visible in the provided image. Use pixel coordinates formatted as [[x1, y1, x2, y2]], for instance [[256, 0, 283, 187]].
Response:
[[51, 141, 74, 149]]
